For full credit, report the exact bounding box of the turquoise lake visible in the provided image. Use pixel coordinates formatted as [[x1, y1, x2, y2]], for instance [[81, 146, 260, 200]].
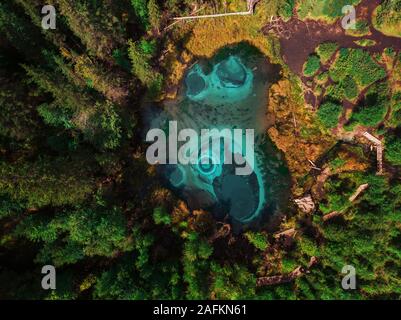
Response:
[[145, 43, 291, 230]]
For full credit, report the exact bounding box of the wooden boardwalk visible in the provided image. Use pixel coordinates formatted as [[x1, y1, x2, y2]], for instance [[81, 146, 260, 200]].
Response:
[[362, 132, 384, 175], [173, 0, 259, 21]]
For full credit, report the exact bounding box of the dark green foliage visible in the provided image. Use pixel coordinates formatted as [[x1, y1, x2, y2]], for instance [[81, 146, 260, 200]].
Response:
[[325, 76, 358, 101], [244, 231, 268, 251], [352, 20, 370, 35], [1, 0, 401, 302], [112, 48, 131, 72], [56, 0, 126, 60], [86, 102, 122, 150], [131, 0, 149, 29], [15, 204, 132, 266], [153, 207, 172, 225], [128, 39, 163, 96], [330, 48, 386, 88], [209, 263, 256, 299], [0, 194, 25, 219], [317, 101, 343, 129], [342, 76, 358, 100], [316, 42, 338, 64], [385, 132, 401, 166], [183, 232, 213, 299], [349, 82, 389, 127], [315, 173, 401, 298], [322, 0, 361, 18], [303, 54, 321, 76], [0, 157, 94, 208], [279, 0, 295, 19]]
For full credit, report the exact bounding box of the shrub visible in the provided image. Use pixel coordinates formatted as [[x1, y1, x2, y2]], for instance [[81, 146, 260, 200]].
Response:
[[374, 0, 401, 37], [316, 42, 338, 64], [330, 48, 386, 88], [244, 232, 268, 251], [279, 0, 295, 20], [153, 207, 171, 225], [317, 101, 343, 128], [303, 54, 321, 76], [342, 76, 358, 100], [349, 83, 388, 127], [385, 133, 401, 165]]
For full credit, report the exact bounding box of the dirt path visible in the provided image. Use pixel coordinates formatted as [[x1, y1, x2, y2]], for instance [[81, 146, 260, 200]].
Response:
[[263, 0, 401, 76]]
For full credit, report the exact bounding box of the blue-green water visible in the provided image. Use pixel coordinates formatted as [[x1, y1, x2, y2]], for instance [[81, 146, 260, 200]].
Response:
[[145, 43, 291, 229]]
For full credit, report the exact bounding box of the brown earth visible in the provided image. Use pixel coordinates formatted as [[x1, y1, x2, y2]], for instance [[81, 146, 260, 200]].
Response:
[[262, 0, 401, 77]]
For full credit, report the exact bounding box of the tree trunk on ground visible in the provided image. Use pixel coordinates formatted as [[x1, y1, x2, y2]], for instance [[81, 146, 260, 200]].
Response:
[[322, 211, 342, 222], [256, 256, 318, 287]]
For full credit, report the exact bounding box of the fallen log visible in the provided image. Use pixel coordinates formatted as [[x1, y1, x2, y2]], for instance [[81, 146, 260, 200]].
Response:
[[294, 195, 316, 214], [274, 228, 296, 240], [256, 266, 304, 287], [349, 184, 369, 203], [256, 257, 318, 287], [208, 223, 231, 243], [322, 211, 342, 222]]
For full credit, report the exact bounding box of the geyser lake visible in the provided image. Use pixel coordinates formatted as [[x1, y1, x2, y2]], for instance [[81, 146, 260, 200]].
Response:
[[144, 44, 291, 230]]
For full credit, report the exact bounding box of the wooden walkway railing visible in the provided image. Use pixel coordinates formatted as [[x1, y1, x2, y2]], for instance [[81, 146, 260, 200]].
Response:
[[172, 0, 259, 21], [362, 132, 384, 175]]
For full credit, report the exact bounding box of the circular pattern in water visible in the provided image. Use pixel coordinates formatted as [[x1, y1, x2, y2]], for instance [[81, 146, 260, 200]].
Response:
[[197, 155, 218, 176], [144, 43, 291, 229], [186, 72, 207, 96], [169, 166, 186, 188], [216, 56, 247, 88]]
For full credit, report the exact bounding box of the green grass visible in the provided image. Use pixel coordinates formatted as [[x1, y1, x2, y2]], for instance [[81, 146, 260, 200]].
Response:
[[297, 0, 361, 21], [373, 0, 401, 37], [354, 39, 376, 47], [346, 20, 370, 37]]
